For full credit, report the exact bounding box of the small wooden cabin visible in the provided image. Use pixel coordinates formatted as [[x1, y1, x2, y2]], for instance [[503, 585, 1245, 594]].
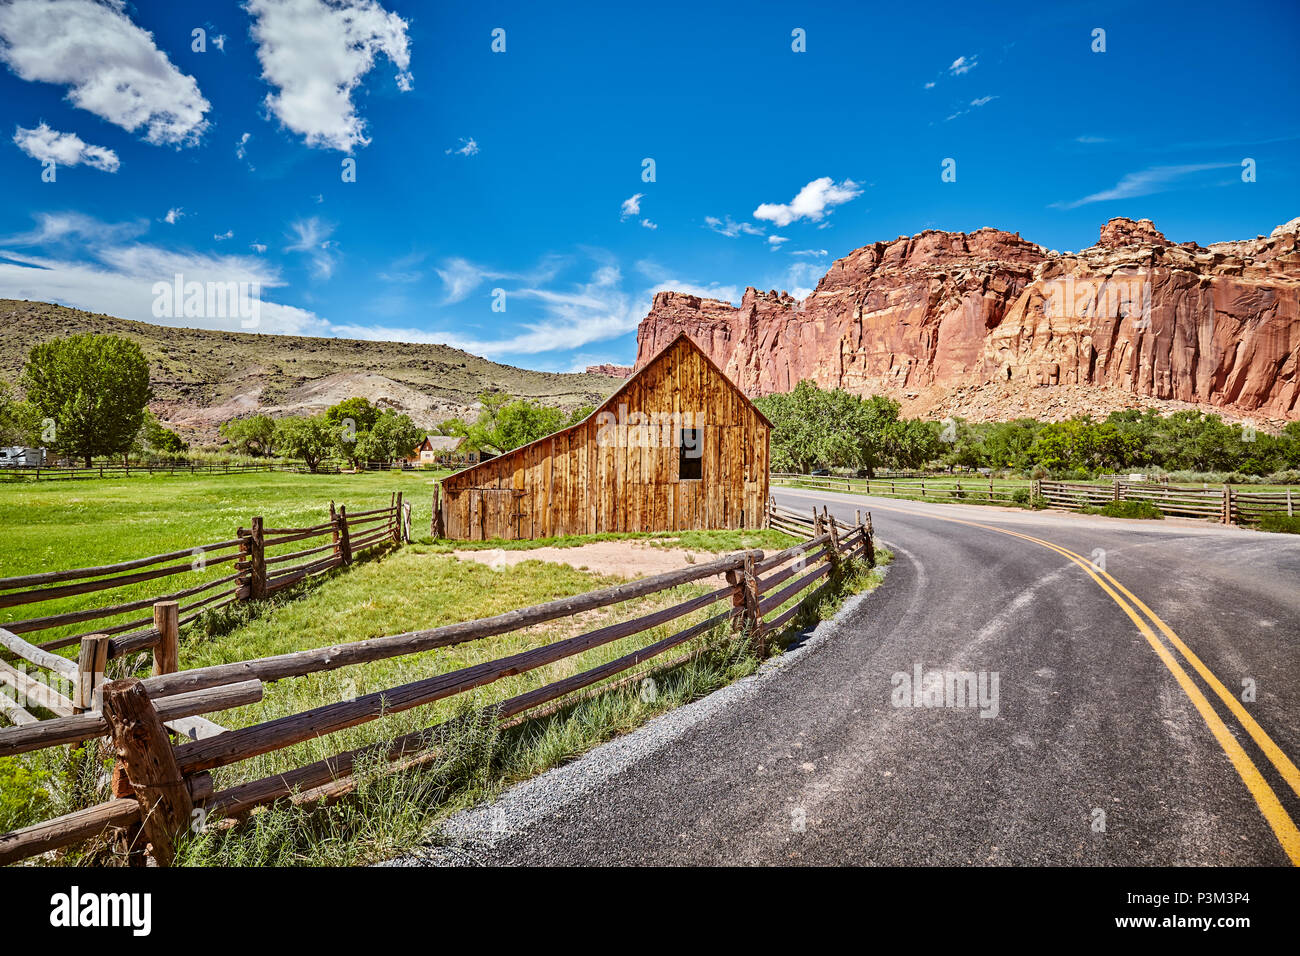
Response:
[[408, 435, 464, 464], [437, 333, 771, 540]]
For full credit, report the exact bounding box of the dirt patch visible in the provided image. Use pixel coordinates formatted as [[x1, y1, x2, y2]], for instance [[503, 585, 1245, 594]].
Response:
[[451, 540, 726, 580]]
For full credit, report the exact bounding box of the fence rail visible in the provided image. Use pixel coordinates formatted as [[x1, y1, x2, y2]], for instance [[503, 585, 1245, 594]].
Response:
[[0, 495, 406, 657], [771, 471, 1031, 505], [1038, 480, 1296, 524], [771, 471, 1295, 526], [0, 499, 872, 866]]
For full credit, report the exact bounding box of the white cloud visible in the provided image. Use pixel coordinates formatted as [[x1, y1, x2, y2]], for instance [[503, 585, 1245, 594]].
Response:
[[767, 235, 788, 247], [0, 215, 325, 335], [445, 136, 478, 156], [285, 217, 338, 278], [772, 261, 824, 301], [163, 208, 184, 224], [1075, 135, 1109, 144], [245, 0, 413, 152], [251, 242, 268, 254], [640, 219, 657, 231], [636, 259, 742, 305], [2, 211, 146, 247], [214, 229, 234, 240], [0, 0, 209, 146], [1052, 163, 1237, 209], [923, 81, 936, 89], [948, 54, 978, 75], [970, 95, 997, 107], [236, 132, 251, 158], [792, 248, 828, 257], [12, 123, 119, 172], [753, 177, 862, 227], [704, 215, 764, 238], [620, 193, 643, 220]]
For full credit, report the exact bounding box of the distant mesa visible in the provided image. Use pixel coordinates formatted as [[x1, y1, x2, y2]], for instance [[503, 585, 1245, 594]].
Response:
[[585, 363, 634, 379]]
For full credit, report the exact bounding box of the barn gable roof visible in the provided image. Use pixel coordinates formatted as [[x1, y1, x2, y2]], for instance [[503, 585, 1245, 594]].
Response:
[[442, 332, 770, 486]]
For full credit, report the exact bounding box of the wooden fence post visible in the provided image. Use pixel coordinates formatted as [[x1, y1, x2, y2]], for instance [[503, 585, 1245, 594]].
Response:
[[863, 512, 877, 567], [250, 516, 267, 599], [338, 505, 353, 564], [404, 501, 412, 543], [74, 633, 109, 713], [101, 678, 193, 867], [152, 601, 179, 676], [1113, 479, 1121, 502], [330, 501, 341, 561], [1222, 484, 1233, 525], [1288, 487, 1294, 518], [393, 492, 404, 544], [741, 552, 765, 657]]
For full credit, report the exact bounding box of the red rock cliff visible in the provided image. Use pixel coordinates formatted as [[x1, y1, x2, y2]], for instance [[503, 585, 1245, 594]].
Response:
[[634, 218, 1300, 423]]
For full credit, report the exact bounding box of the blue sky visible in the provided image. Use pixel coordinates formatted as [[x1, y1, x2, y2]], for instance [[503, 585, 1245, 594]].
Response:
[[0, 0, 1296, 373]]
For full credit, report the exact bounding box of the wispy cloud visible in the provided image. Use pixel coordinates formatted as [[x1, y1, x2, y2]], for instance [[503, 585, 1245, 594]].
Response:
[[445, 136, 478, 156], [704, 215, 764, 238], [285, 217, 338, 278], [640, 219, 657, 231], [1051, 163, 1237, 208], [792, 248, 828, 257], [163, 208, 184, 225], [753, 177, 862, 227], [948, 54, 978, 75]]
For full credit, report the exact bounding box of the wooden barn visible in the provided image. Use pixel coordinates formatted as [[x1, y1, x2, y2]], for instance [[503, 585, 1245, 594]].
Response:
[[436, 333, 771, 540]]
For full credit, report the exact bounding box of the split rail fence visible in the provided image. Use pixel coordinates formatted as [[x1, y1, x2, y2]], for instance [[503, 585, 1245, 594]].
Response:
[[0, 499, 872, 866], [1037, 480, 1296, 524], [771, 471, 1032, 505], [772, 471, 1295, 526]]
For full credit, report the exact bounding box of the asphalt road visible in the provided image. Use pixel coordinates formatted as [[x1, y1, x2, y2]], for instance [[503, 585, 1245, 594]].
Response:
[[431, 491, 1300, 865]]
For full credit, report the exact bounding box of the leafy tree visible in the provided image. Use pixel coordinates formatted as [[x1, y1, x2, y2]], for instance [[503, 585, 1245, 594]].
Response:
[[357, 410, 424, 463], [20, 334, 152, 466], [324, 397, 381, 433], [460, 392, 569, 453], [219, 414, 277, 457], [0, 381, 40, 446], [274, 415, 333, 472], [138, 411, 188, 456]]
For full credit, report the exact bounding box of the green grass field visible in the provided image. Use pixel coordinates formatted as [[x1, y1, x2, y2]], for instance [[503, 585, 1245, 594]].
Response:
[[0, 470, 446, 648], [1, 471, 888, 865]]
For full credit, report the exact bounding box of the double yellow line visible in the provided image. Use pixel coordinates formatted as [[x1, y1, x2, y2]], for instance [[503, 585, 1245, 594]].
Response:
[[795, 491, 1300, 863]]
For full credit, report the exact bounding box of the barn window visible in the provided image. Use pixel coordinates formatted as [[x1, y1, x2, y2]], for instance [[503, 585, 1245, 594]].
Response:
[[679, 428, 702, 480]]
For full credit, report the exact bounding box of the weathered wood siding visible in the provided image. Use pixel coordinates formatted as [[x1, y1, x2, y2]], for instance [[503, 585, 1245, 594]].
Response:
[[440, 335, 771, 540]]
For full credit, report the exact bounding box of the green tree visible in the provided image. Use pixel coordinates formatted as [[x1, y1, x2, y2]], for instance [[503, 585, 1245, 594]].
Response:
[[0, 381, 40, 446], [274, 415, 333, 472], [219, 414, 277, 457], [356, 410, 425, 463], [460, 392, 568, 454], [138, 411, 188, 456], [20, 334, 152, 466]]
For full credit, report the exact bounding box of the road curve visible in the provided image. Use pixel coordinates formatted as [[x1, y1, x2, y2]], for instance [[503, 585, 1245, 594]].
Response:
[[424, 491, 1300, 866]]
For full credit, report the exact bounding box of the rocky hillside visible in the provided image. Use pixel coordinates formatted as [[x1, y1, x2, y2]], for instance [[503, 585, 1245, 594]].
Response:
[[0, 301, 620, 444], [635, 217, 1300, 426]]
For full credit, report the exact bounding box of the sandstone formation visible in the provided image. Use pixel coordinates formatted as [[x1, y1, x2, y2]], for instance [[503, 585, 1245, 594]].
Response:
[[585, 363, 633, 378], [634, 218, 1300, 424]]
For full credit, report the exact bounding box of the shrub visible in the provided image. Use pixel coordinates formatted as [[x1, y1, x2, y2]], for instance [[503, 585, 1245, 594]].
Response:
[[1084, 500, 1163, 520], [1258, 513, 1300, 535]]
